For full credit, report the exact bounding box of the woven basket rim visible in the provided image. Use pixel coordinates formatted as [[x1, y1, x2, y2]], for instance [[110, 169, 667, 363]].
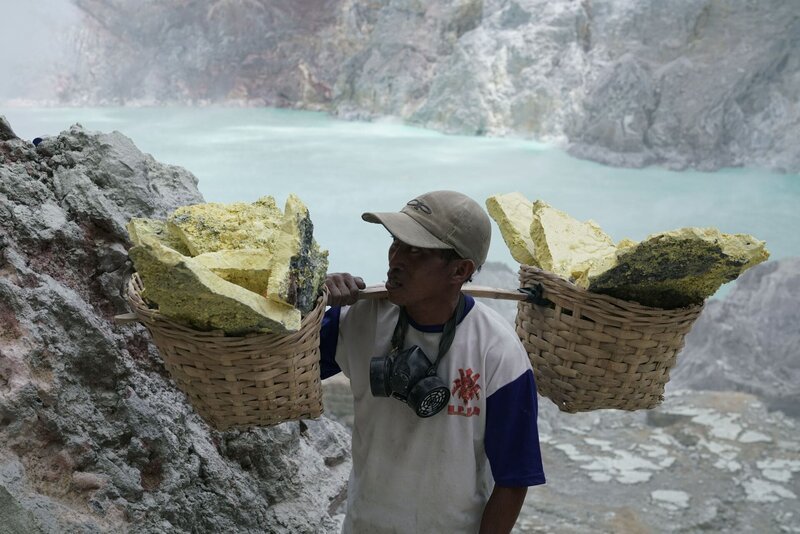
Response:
[[519, 264, 704, 316], [126, 272, 327, 341]]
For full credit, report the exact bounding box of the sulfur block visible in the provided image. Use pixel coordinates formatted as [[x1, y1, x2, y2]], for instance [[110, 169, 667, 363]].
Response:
[[485, 192, 538, 266], [166, 196, 284, 256], [529, 200, 618, 287], [192, 249, 272, 296], [129, 233, 301, 335], [127, 218, 191, 255], [589, 227, 770, 308], [164, 195, 328, 313]]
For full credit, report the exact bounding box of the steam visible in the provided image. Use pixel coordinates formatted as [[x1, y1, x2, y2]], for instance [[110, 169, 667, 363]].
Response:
[[0, 0, 81, 103]]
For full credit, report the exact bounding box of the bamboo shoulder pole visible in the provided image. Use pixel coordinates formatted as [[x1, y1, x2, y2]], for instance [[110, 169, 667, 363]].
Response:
[[358, 284, 531, 302]]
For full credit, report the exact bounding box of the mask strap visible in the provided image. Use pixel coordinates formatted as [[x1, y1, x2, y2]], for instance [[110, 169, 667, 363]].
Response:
[[391, 293, 467, 373]]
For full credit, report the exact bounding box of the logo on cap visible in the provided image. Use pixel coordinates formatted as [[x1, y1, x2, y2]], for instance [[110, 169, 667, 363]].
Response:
[[406, 198, 432, 214]]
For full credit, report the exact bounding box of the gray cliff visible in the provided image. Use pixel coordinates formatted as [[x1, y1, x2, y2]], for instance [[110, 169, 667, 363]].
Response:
[[60, 0, 800, 172], [0, 117, 350, 533], [670, 258, 800, 418]]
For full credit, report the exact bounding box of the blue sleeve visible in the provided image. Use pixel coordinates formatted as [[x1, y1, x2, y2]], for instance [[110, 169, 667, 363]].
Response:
[[485, 369, 546, 487], [320, 306, 342, 379]]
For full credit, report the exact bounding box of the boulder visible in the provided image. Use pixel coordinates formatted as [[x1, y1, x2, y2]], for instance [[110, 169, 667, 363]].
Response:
[[671, 258, 800, 418], [589, 227, 770, 308], [0, 117, 349, 533]]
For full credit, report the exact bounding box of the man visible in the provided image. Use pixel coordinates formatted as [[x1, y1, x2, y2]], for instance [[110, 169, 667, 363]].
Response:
[[321, 190, 545, 533]]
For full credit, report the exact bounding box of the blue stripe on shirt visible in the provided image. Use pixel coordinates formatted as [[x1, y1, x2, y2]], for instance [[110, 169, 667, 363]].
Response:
[[405, 295, 475, 332], [320, 306, 342, 379], [485, 369, 546, 487]]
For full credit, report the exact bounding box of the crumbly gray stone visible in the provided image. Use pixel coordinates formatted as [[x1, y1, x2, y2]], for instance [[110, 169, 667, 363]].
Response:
[[0, 117, 350, 533], [670, 258, 800, 417]]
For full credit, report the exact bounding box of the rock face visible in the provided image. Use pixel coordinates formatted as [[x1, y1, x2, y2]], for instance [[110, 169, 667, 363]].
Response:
[[60, 0, 800, 172], [0, 116, 350, 532], [670, 258, 800, 418]]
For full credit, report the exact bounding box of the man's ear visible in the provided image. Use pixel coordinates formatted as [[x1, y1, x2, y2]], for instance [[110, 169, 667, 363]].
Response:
[[450, 259, 476, 284]]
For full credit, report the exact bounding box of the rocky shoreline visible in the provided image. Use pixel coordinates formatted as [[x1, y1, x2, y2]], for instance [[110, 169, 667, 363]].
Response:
[[51, 0, 800, 173]]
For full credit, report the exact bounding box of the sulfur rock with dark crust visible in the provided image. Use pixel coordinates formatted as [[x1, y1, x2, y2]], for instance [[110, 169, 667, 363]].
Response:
[[271, 194, 329, 314], [159, 194, 328, 315], [588, 228, 769, 309]]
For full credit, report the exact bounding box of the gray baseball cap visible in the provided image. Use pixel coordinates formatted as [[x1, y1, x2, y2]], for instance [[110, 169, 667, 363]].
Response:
[[362, 190, 492, 266]]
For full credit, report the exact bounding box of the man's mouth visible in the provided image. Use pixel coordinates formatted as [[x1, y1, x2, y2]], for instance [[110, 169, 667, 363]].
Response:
[[386, 273, 403, 290]]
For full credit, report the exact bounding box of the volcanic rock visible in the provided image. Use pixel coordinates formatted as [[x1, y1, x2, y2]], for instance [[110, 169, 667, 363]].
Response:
[[0, 117, 349, 533], [671, 257, 800, 418]]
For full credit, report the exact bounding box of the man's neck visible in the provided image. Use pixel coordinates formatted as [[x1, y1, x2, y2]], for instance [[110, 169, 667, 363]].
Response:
[[404, 291, 462, 326]]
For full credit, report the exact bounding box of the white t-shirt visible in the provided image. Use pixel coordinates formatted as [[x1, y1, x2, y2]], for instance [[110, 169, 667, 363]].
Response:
[[320, 296, 545, 533]]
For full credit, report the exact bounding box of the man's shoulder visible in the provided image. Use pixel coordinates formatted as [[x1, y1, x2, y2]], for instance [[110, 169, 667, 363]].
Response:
[[340, 297, 397, 327], [466, 299, 519, 339]]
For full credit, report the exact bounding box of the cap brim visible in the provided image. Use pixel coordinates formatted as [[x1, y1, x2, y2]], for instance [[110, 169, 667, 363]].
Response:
[[362, 211, 452, 250]]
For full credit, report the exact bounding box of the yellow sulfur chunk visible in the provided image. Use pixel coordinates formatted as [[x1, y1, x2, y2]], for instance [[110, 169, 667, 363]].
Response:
[[485, 192, 538, 266], [192, 249, 272, 296], [129, 233, 301, 335], [529, 200, 618, 287], [167, 196, 284, 256], [127, 218, 191, 256]]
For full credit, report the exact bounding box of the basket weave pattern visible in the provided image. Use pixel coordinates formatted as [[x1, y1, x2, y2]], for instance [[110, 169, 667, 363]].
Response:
[[127, 274, 324, 430], [516, 266, 703, 412]]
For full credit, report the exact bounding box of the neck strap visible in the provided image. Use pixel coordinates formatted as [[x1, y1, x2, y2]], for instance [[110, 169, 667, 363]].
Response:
[[391, 293, 466, 375]]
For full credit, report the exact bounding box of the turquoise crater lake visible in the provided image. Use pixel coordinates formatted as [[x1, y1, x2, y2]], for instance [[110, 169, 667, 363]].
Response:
[[5, 106, 798, 296]]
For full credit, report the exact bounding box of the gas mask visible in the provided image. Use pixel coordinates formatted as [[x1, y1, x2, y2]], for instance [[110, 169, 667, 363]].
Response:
[[369, 294, 466, 418]]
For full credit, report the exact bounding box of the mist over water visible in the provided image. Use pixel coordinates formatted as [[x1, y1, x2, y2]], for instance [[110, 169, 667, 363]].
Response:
[[5, 106, 798, 293], [0, 2, 80, 102]]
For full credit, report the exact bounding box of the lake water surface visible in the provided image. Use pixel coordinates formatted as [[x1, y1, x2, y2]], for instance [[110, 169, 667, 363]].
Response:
[[4, 107, 798, 294]]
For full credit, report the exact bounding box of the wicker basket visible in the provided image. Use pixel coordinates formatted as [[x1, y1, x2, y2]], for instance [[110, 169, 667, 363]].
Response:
[[515, 265, 704, 413], [126, 273, 325, 431]]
